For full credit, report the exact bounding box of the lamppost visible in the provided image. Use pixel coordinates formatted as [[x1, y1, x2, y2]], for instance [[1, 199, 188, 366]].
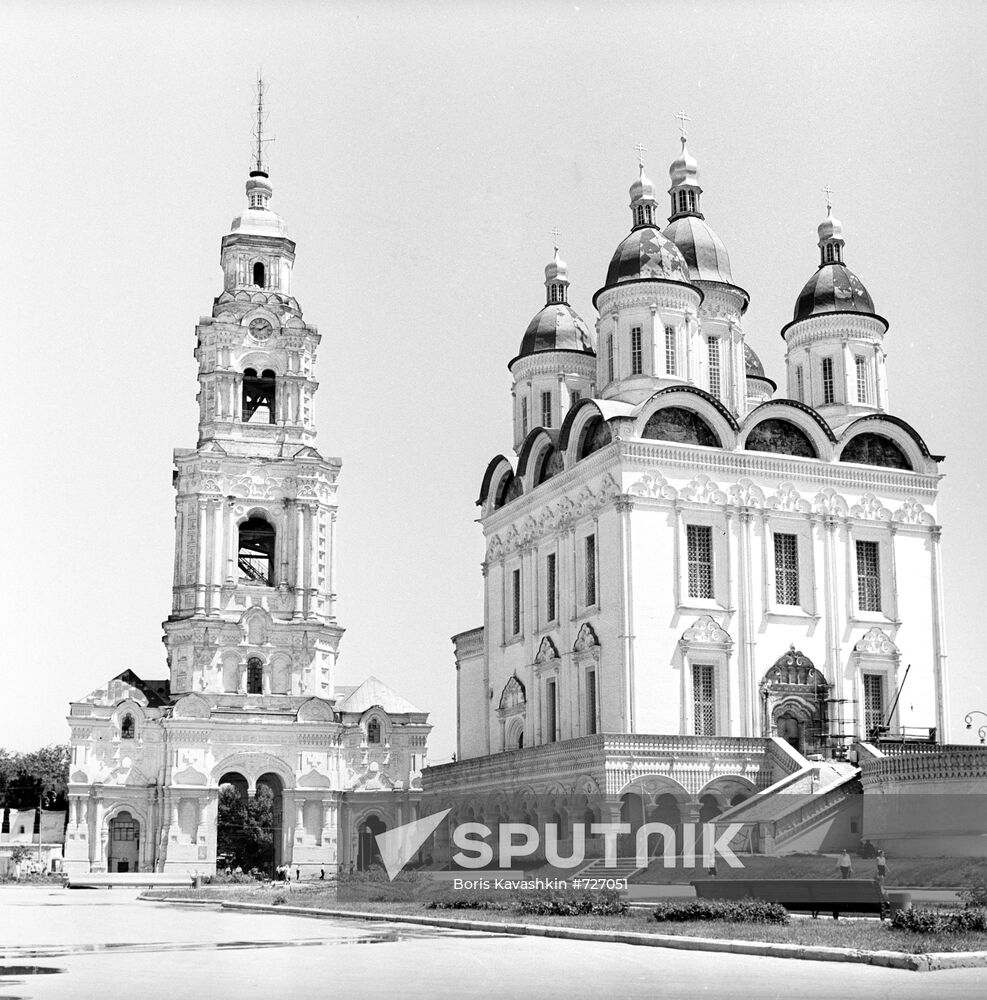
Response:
[[963, 711, 987, 745]]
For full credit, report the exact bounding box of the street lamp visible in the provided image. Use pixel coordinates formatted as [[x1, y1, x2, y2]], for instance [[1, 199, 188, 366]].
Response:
[[963, 711, 987, 745]]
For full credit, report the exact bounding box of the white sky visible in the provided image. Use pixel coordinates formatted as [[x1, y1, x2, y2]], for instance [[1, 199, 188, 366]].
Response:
[[2, 1, 985, 760]]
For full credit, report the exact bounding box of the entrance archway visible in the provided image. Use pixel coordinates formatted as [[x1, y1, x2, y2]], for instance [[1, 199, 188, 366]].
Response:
[[358, 815, 386, 871], [216, 771, 283, 875], [108, 811, 140, 873]]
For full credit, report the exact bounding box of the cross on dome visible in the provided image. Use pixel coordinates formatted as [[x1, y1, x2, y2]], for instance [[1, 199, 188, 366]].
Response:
[[634, 142, 647, 168], [551, 226, 561, 252], [675, 109, 691, 140], [822, 184, 834, 214]]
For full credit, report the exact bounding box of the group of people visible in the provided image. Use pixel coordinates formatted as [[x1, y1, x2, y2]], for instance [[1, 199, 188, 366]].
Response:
[[275, 864, 298, 882], [837, 847, 888, 881]]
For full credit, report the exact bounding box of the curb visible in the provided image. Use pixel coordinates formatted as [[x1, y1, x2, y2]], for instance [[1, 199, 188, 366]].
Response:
[[148, 896, 987, 972]]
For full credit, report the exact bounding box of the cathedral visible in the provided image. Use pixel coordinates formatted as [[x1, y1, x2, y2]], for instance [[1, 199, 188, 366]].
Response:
[[423, 131, 952, 857], [63, 113, 431, 876]]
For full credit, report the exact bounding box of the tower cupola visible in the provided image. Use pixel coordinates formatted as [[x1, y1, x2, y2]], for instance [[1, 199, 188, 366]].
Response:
[[545, 245, 570, 304], [817, 206, 845, 265], [629, 156, 659, 229], [667, 136, 703, 220]]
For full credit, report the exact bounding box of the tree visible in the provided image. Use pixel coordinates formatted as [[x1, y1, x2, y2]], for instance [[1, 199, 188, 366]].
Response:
[[217, 782, 277, 873], [16, 745, 70, 861]]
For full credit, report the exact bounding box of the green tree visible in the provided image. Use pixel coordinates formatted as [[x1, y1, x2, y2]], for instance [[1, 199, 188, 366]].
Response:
[[217, 783, 277, 873], [16, 745, 70, 860]]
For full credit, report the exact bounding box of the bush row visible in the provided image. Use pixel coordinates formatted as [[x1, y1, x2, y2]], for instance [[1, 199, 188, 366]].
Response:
[[427, 887, 628, 917], [651, 898, 790, 925], [892, 907, 987, 934]]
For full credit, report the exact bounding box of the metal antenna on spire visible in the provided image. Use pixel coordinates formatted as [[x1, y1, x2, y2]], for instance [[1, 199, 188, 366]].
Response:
[[675, 110, 691, 140], [822, 184, 834, 213], [252, 71, 275, 175], [634, 142, 646, 168], [551, 227, 561, 252]]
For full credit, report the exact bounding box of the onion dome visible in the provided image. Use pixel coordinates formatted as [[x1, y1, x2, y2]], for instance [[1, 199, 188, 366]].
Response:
[[791, 209, 877, 322], [230, 170, 288, 238], [603, 227, 691, 288], [515, 248, 595, 359], [663, 215, 733, 283], [744, 343, 777, 392]]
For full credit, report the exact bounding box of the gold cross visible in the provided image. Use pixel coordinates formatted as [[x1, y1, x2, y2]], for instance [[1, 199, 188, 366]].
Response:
[[822, 184, 834, 213], [633, 142, 646, 167], [551, 227, 561, 251], [675, 110, 691, 139]]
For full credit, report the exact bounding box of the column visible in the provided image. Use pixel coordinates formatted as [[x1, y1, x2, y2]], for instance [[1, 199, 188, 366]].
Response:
[[327, 511, 337, 619], [616, 496, 635, 733], [226, 498, 236, 583], [842, 339, 854, 405], [737, 510, 756, 735], [194, 499, 208, 614], [212, 498, 225, 612], [295, 797, 306, 844], [874, 344, 888, 410], [822, 516, 843, 737], [233, 375, 243, 422], [304, 503, 315, 618], [293, 501, 305, 621], [929, 526, 950, 741]]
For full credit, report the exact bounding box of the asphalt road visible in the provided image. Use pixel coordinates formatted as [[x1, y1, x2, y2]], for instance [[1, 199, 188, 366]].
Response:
[[0, 887, 983, 999]]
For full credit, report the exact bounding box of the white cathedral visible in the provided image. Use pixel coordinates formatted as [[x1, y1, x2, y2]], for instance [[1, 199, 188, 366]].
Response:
[[63, 142, 431, 876], [423, 134, 953, 856]]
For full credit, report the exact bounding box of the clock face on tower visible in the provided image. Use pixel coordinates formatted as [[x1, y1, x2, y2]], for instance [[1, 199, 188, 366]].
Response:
[[249, 318, 273, 341]]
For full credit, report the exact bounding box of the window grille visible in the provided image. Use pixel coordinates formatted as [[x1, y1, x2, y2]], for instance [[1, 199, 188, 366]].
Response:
[[587, 669, 598, 735], [795, 365, 804, 402], [707, 336, 721, 398], [825, 244, 834, 263], [864, 674, 885, 737], [541, 391, 552, 428], [693, 664, 716, 736], [111, 818, 138, 842], [774, 533, 799, 605], [687, 190, 696, 212], [856, 357, 868, 403], [631, 326, 643, 375], [822, 357, 835, 405], [521, 398, 528, 437], [678, 190, 687, 213], [687, 524, 714, 599], [570, 389, 581, 404], [247, 657, 263, 694], [512, 568, 522, 635], [546, 552, 557, 622], [367, 718, 381, 744], [584, 534, 597, 606], [607, 335, 614, 382], [856, 540, 882, 611], [665, 325, 677, 376], [635, 206, 645, 226], [546, 679, 558, 743]]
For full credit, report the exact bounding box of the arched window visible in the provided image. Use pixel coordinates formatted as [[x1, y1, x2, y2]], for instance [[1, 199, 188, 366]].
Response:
[[635, 205, 645, 226], [642, 406, 720, 448], [252, 261, 265, 287], [121, 714, 135, 740], [687, 191, 696, 212], [825, 244, 834, 263], [246, 657, 263, 694], [678, 190, 687, 213], [242, 368, 276, 424], [745, 418, 817, 458], [841, 432, 911, 470], [238, 517, 275, 585], [367, 718, 382, 744], [577, 416, 612, 460], [535, 446, 564, 487]]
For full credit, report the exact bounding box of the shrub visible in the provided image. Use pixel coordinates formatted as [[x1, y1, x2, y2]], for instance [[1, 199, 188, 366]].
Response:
[[513, 887, 628, 917], [204, 872, 255, 885], [652, 898, 789, 925], [426, 890, 512, 911], [892, 907, 987, 934], [959, 878, 987, 909], [272, 892, 288, 906]]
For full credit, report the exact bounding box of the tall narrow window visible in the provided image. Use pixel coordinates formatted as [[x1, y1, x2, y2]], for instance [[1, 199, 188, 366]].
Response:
[[686, 524, 714, 600], [856, 357, 868, 403], [584, 534, 597, 606], [825, 244, 834, 263], [546, 552, 557, 622], [687, 190, 697, 212], [678, 190, 688, 213], [541, 390, 552, 428], [247, 657, 263, 694], [367, 718, 381, 744], [635, 205, 645, 226], [665, 325, 677, 376], [863, 674, 885, 737], [774, 533, 800, 606], [607, 335, 614, 382], [242, 368, 277, 424], [856, 540, 882, 612], [252, 261, 265, 287], [121, 714, 135, 740], [630, 326, 643, 375], [707, 336, 721, 399], [692, 664, 716, 736], [570, 389, 581, 404], [795, 365, 804, 402], [822, 357, 835, 405], [586, 669, 598, 735], [238, 517, 275, 585], [546, 679, 558, 743], [521, 398, 528, 437], [511, 568, 522, 635]]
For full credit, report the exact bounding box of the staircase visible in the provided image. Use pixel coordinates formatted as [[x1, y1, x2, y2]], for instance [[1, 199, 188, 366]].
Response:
[[574, 856, 641, 881]]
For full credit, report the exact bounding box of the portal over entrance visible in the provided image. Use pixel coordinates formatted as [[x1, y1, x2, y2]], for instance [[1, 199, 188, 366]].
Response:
[[358, 815, 386, 871], [107, 811, 140, 873], [217, 771, 284, 875]]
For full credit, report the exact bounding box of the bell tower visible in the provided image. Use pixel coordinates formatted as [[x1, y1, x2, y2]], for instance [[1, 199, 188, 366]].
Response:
[[163, 79, 343, 701]]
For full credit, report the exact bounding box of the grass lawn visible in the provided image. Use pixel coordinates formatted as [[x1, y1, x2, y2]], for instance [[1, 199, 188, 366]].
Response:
[[143, 885, 987, 955], [630, 853, 987, 887]]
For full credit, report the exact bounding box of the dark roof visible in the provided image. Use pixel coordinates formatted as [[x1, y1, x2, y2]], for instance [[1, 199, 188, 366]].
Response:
[[662, 215, 733, 283], [112, 670, 170, 707], [514, 303, 594, 361], [602, 226, 692, 291], [793, 263, 877, 322]]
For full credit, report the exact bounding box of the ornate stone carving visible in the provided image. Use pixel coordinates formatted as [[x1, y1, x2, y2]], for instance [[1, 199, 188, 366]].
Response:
[[573, 622, 600, 652], [854, 627, 898, 656], [850, 492, 892, 521], [728, 478, 765, 509], [812, 487, 849, 517], [680, 474, 727, 505], [893, 498, 935, 526], [629, 470, 678, 500], [679, 615, 731, 646], [535, 636, 560, 663], [766, 482, 811, 513]]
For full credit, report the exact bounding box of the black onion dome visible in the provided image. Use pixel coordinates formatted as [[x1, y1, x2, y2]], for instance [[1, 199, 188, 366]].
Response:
[[516, 303, 595, 359], [603, 227, 691, 289], [793, 264, 876, 321], [662, 216, 733, 283]]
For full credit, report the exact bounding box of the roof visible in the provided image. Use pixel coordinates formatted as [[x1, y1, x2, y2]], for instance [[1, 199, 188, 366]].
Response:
[[601, 226, 692, 292], [792, 263, 878, 322], [515, 303, 595, 360], [662, 215, 733, 283], [333, 676, 424, 715]]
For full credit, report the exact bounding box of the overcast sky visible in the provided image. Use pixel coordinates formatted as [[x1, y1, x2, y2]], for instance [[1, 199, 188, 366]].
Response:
[[2, 1, 985, 760]]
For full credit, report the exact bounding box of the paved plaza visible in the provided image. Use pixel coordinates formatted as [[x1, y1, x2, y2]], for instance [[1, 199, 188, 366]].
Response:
[[0, 887, 984, 999]]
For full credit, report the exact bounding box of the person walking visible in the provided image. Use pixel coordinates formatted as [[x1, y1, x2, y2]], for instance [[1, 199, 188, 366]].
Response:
[[837, 849, 853, 879], [876, 850, 888, 882]]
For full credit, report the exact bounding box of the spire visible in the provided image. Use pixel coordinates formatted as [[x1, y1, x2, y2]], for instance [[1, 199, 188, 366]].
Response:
[[817, 186, 845, 265], [668, 113, 703, 221], [251, 71, 273, 178], [629, 143, 658, 229], [545, 230, 569, 304]]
